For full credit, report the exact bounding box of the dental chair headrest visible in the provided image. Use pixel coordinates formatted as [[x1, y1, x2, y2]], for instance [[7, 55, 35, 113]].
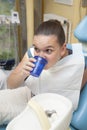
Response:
[[74, 16, 87, 43]]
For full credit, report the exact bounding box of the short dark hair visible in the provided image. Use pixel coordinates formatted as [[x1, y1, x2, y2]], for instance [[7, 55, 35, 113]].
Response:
[[34, 19, 65, 46]]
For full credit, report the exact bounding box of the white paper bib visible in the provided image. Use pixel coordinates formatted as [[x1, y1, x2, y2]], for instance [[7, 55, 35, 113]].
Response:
[[26, 43, 84, 110]]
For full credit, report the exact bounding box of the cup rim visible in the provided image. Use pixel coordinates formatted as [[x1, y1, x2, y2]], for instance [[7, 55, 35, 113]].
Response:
[[34, 56, 48, 64]]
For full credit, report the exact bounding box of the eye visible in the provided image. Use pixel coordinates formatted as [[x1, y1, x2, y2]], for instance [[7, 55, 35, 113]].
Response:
[[34, 47, 40, 53], [45, 49, 53, 54]]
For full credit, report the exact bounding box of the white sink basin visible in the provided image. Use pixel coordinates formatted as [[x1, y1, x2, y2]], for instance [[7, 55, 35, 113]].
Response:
[[6, 93, 73, 130]]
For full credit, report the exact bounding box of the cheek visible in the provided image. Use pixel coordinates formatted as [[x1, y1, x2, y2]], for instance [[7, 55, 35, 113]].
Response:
[[44, 54, 60, 69]]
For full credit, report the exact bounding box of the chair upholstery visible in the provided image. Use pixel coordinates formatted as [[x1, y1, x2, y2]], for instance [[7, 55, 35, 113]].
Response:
[[74, 16, 87, 42], [70, 83, 87, 130]]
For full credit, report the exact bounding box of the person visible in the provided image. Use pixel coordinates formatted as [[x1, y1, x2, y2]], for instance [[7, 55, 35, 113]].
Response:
[[7, 19, 87, 111]]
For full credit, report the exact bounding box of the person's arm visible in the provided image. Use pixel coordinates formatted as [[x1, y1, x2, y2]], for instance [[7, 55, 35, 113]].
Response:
[[7, 52, 36, 89]]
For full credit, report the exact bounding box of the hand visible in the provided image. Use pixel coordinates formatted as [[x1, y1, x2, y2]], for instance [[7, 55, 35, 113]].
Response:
[[15, 53, 36, 80]]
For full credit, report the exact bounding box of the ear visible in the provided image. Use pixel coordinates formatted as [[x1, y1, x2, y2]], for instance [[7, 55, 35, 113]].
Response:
[[60, 43, 67, 57]]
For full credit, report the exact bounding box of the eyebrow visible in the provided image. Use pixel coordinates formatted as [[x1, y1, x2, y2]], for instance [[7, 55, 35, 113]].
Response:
[[32, 44, 54, 49]]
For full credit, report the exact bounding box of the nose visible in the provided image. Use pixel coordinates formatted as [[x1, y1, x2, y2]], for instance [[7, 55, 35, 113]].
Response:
[[38, 51, 45, 58]]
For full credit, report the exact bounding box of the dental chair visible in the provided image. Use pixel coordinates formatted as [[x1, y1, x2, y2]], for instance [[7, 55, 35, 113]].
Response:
[[70, 16, 87, 130], [0, 16, 87, 130]]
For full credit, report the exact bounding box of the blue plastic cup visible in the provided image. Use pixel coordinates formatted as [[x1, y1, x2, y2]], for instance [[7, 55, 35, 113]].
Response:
[[30, 56, 48, 77]]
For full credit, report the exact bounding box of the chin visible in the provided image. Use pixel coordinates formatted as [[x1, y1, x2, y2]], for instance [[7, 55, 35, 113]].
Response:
[[44, 64, 52, 70]]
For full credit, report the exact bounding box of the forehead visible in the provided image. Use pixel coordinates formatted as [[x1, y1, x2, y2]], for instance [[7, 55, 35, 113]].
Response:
[[33, 35, 59, 48]]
